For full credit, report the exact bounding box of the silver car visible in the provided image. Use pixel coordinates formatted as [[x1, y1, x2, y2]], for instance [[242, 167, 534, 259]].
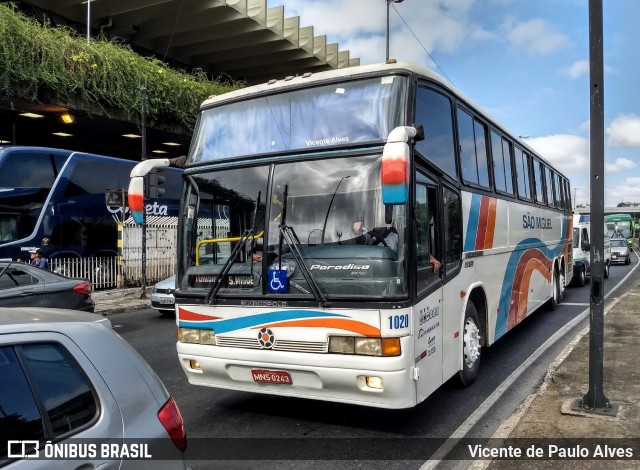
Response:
[[610, 238, 631, 265], [0, 307, 188, 468], [151, 275, 176, 316]]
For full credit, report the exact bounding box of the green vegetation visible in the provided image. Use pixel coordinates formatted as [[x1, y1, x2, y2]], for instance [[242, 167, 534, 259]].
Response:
[[0, 3, 242, 129]]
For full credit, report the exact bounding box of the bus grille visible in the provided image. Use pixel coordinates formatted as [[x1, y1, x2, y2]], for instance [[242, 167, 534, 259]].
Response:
[[215, 337, 327, 353]]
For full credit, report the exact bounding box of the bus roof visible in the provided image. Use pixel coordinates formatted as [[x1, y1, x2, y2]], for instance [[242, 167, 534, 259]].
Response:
[[199, 61, 565, 179]]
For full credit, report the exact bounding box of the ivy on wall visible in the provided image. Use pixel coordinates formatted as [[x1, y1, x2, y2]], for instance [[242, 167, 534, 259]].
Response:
[[0, 3, 242, 129]]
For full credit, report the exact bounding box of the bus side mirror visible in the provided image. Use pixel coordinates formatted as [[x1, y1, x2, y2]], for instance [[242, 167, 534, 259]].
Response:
[[128, 176, 145, 225], [381, 126, 419, 206], [128, 159, 170, 225], [582, 241, 590, 251]]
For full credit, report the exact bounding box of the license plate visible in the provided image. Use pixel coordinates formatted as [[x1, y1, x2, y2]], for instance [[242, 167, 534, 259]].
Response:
[[251, 369, 292, 384], [159, 298, 174, 304], [227, 274, 253, 288]]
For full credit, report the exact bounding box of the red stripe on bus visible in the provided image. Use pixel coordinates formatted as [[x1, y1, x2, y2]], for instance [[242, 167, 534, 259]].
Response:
[[475, 196, 490, 250]]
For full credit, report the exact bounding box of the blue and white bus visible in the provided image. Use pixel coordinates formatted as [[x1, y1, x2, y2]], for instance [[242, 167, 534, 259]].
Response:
[[0, 146, 182, 262], [131, 62, 573, 409]]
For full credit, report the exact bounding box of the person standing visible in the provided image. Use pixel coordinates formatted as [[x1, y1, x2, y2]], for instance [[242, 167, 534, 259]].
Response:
[[29, 248, 50, 270]]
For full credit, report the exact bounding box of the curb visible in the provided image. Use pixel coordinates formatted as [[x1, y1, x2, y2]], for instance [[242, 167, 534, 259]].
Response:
[[92, 287, 152, 301], [468, 290, 630, 470], [92, 287, 154, 315]]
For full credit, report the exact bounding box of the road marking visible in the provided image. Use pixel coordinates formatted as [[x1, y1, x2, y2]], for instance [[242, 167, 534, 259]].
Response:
[[420, 253, 640, 470], [560, 302, 589, 306]]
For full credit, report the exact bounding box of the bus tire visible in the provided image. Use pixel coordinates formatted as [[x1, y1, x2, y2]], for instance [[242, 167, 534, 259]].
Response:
[[458, 302, 482, 387], [576, 267, 586, 287], [559, 270, 566, 302], [547, 268, 562, 311], [603, 261, 610, 279]]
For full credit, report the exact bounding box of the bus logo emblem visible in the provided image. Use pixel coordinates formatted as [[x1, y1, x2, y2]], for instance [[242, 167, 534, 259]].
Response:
[[258, 328, 275, 349]]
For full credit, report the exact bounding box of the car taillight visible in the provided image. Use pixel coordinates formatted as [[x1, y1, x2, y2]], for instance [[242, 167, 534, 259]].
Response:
[[72, 282, 92, 296], [158, 396, 187, 452]]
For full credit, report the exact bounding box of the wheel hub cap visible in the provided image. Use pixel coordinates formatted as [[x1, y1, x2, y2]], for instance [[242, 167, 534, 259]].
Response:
[[463, 318, 481, 367]]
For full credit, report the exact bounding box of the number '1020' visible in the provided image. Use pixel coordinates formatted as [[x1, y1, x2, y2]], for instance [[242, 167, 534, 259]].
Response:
[[388, 314, 409, 330]]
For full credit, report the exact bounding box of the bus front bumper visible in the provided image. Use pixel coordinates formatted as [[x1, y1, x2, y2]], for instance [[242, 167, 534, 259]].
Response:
[[176, 337, 416, 409]]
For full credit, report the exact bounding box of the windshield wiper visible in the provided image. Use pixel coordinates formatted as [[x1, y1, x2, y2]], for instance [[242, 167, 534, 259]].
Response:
[[279, 224, 330, 308], [206, 192, 261, 304], [277, 184, 329, 308]]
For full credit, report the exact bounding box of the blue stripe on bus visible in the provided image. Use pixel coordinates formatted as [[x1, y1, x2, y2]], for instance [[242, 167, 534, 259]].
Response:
[[494, 216, 567, 340], [464, 193, 482, 252], [382, 184, 408, 204], [179, 309, 348, 334]]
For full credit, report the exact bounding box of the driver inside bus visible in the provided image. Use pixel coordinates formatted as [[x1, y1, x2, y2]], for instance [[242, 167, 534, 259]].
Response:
[[352, 221, 399, 251]]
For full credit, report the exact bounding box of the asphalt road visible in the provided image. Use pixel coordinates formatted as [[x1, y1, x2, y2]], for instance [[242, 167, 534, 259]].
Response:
[[111, 255, 640, 470]]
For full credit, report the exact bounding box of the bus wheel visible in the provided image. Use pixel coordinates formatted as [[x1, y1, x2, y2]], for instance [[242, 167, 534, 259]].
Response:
[[458, 302, 482, 387], [548, 269, 561, 310], [603, 261, 610, 279], [576, 267, 586, 287]]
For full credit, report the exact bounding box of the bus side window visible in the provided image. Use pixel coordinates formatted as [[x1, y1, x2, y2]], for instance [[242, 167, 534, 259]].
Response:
[[415, 183, 439, 292], [443, 186, 461, 274]]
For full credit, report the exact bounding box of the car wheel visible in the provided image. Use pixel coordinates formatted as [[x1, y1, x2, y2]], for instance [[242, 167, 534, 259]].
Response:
[[626, 256, 631, 265], [160, 309, 176, 317], [458, 302, 482, 387], [604, 261, 609, 279], [577, 267, 586, 287]]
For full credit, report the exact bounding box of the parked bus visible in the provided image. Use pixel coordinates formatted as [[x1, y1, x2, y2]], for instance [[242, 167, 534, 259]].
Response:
[[130, 62, 573, 409], [0, 146, 182, 262], [604, 213, 634, 249]]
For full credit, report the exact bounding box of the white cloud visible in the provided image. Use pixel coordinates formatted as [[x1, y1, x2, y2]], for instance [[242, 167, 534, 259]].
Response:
[[507, 19, 570, 55], [607, 114, 640, 147], [605, 158, 637, 173], [562, 60, 589, 79], [275, 0, 490, 65], [560, 59, 615, 79], [526, 134, 590, 175], [605, 178, 640, 206]]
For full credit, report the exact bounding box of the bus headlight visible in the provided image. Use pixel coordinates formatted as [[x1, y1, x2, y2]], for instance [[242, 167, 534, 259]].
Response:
[[178, 328, 216, 345], [328, 336, 400, 357], [355, 338, 382, 356], [328, 336, 355, 353]]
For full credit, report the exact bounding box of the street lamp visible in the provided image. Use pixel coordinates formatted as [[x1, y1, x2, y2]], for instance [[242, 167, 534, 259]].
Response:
[[86, 0, 91, 44], [386, 0, 405, 62]]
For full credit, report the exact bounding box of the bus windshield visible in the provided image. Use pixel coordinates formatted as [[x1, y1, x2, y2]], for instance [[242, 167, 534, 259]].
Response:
[[183, 154, 408, 300], [189, 76, 408, 163], [606, 220, 631, 239]]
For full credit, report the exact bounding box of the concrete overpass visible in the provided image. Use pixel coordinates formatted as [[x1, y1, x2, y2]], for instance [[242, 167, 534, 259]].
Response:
[[1, 0, 360, 159]]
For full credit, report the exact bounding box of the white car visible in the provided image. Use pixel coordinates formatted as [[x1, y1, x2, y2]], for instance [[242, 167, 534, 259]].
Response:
[[151, 275, 176, 316], [0, 307, 188, 468]]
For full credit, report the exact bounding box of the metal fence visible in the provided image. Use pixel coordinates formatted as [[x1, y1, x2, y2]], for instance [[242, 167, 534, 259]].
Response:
[[50, 257, 120, 291], [47, 219, 180, 291]]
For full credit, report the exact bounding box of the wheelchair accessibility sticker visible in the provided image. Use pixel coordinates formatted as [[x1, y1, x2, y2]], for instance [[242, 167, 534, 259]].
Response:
[[268, 269, 288, 293]]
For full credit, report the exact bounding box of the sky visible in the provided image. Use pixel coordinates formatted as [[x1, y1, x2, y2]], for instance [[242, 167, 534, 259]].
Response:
[[271, 0, 640, 207]]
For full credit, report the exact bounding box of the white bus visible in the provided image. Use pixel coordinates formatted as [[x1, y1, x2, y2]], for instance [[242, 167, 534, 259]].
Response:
[[130, 62, 573, 409]]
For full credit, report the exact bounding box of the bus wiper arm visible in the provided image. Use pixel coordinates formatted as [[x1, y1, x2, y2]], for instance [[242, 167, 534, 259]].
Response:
[[205, 228, 255, 304], [279, 224, 330, 308]]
